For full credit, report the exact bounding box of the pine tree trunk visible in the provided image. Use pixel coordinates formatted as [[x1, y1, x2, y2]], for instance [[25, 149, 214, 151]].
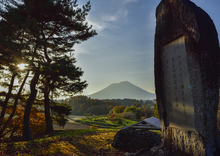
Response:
[[0, 71, 29, 138], [0, 73, 16, 123], [44, 83, 53, 133], [23, 72, 39, 141]]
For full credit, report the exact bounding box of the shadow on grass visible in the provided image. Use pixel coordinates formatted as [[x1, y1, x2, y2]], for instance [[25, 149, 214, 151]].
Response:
[[75, 120, 126, 129], [1, 129, 97, 156], [1, 129, 124, 156]]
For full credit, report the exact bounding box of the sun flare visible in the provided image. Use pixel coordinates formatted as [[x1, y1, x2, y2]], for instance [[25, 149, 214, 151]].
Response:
[[17, 63, 27, 70]]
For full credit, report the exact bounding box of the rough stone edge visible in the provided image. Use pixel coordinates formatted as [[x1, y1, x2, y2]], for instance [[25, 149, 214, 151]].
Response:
[[154, 0, 219, 155]]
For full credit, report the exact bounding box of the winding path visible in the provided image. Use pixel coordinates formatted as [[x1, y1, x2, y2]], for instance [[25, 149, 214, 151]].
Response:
[[53, 115, 92, 130], [53, 121, 91, 130]]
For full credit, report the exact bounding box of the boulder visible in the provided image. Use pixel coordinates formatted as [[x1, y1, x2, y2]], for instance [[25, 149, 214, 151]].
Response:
[[150, 146, 172, 156], [112, 129, 161, 152]]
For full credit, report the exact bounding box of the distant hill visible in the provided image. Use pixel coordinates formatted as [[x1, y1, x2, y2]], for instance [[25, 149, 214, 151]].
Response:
[[88, 81, 156, 100]]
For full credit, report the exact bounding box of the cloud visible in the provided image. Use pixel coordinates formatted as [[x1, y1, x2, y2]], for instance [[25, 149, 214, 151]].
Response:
[[87, 7, 129, 33], [74, 45, 89, 57], [87, 18, 107, 32], [102, 8, 128, 22], [147, 10, 156, 30], [122, 0, 138, 4]]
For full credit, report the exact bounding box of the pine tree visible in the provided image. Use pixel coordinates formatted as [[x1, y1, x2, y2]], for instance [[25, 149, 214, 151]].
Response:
[[0, 0, 97, 140], [20, 0, 97, 140], [0, 0, 38, 138]]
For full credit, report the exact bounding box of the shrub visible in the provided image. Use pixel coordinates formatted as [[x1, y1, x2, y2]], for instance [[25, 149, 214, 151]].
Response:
[[84, 113, 91, 116], [136, 108, 144, 120], [111, 114, 115, 121], [90, 124, 98, 129], [124, 106, 137, 114], [133, 103, 142, 108], [113, 105, 126, 114], [121, 112, 136, 120], [54, 116, 68, 129], [108, 109, 113, 115], [140, 116, 146, 121], [118, 119, 123, 125], [143, 105, 154, 118], [51, 102, 72, 128]]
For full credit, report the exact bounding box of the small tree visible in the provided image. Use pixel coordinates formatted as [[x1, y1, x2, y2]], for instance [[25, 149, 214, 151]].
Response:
[[135, 108, 144, 120], [113, 105, 126, 114], [50, 102, 72, 128], [108, 109, 113, 115], [133, 103, 142, 108], [124, 106, 137, 114], [143, 105, 154, 118], [121, 112, 136, 120]]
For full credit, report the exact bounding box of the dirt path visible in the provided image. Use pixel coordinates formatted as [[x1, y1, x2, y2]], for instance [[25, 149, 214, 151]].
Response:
[[53, 121, 91, 130]]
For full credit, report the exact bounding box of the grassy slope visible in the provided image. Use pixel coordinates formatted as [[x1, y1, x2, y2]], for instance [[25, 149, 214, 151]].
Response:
[[0, 117, 154, 155], [0, 129, 124, 156], [76, 116, 137, 129]]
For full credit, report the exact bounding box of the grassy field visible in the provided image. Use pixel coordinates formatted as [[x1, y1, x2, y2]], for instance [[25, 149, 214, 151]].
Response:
[[0, 116, 147, 155], [76, 116, 137, 129], [0, 129, 124, 156]]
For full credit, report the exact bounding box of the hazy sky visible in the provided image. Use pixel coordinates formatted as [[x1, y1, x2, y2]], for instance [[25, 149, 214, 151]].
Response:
[[74, 0, 220, 95]]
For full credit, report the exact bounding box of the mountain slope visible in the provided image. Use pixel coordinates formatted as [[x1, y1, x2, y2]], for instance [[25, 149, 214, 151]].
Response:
[[88, 81, 156, 100]]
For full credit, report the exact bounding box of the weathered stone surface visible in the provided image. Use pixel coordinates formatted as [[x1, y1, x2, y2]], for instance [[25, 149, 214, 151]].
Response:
[[124, 148, 150, 156], [150, 146, 172, 156], [112, 129, 161, 152], [150, 145, 192, 156], [154, 0, 219, 155]]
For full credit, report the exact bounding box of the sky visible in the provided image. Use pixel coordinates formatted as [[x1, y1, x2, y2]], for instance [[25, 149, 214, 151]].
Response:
[[73, 0, 220, 96]]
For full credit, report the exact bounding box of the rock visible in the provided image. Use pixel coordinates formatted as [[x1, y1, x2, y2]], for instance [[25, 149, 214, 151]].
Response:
[[123, 148, 151, 156], [124, 152, 136, 156], [150, 146, 192, 156], [112, 128, 161, 152], [150, 146, 171, 156]]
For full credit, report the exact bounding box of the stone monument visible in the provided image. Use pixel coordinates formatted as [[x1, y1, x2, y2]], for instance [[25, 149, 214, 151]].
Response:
[[154, 0, 219, 155]]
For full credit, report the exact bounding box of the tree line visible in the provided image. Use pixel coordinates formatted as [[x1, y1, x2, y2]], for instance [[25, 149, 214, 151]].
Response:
[[101, 98, 154, 106], [0, 0, 96, 141], [66, 96, 120, 115], [66, 96, 155, 117]]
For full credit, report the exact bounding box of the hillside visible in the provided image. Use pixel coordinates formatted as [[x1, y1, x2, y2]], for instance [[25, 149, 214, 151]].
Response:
[[88, 81, 156, 100]]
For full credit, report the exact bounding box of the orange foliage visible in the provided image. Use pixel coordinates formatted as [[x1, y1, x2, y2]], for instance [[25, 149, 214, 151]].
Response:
[[5, 105, 46, 136]]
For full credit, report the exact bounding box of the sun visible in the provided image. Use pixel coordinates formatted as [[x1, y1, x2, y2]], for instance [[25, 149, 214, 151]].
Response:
[[17, 63, 27, 70]]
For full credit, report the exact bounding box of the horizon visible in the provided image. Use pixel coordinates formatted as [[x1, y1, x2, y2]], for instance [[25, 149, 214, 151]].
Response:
[[54, 81, 156, 100], [87, 81, 156, 96]]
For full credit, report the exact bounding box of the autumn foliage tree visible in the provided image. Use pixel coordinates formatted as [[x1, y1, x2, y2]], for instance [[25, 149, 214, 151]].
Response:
[[0, 95, 46, 139], [133, 103, 142, 108], [124, 106, 138, 114], [113, 105, 126, 114], [6, 104, 46, 137]]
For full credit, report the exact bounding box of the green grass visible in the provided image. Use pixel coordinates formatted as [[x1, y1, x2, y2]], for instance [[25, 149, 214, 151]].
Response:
[[76, 116, 137, 129], [150, 130, 162, 136], [35, 129, 97, 141], [0, 129, 124, 156]]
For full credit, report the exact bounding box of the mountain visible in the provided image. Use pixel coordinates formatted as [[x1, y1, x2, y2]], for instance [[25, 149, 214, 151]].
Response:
[[88, 81, 156, 100]]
